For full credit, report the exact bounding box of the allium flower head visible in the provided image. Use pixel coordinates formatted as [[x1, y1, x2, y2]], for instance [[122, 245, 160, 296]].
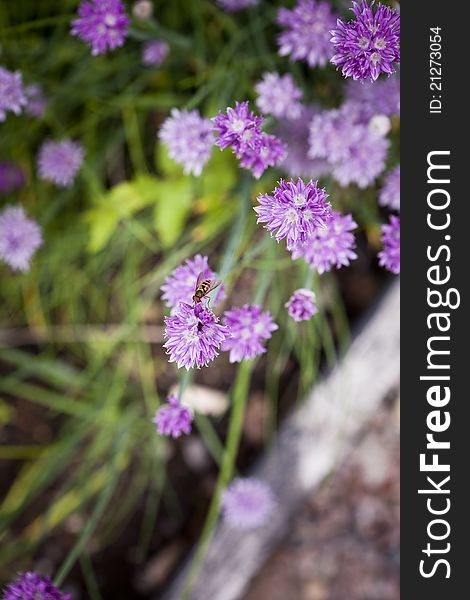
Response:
[[164, 302, 229, 369], [222, 304, 278, 363], [0, 161, 25, 195], [255, 72, 303, 120], [277, 0, 337, 68], [71, 0, 130, 56], [254, 178, 332, 250], [217, 0, 259, 10], [0, 206, 43, 272], [378, 215, 400, 274], [213, 101, 264, 153], [2, 571, 71, 600], [285, 288, 318, 321], [330, 0, 400, 82], [159, 109, 214, 176], [345, 75, 400, 121], [238, 133, 287, 180], [142, 40, 169, 66], [161, 254, 224, 313], [379, 164, 400, 211], [25, 84, 47, 118], [37, 140, 84, 188], [222, 478, 276, 530], [153, 394, 193, 438], [291, 211, 357, 274], [0, 66, 27, 121]]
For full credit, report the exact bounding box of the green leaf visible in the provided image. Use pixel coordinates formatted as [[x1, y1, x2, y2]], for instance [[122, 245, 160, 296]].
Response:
[[153, 178, 193, 248], [155, 143, 184, 178]]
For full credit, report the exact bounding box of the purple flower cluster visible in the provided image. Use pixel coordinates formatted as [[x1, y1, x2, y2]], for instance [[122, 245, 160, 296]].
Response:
[[24, 84, 47, 118], [2, 571, 71, 600], [217, 0, 259, 12], [379, 165, 400, 211], [277, 0, 337, 68], [285, 289, 318, 321], [308, 103, 389, 188], [0, 206, 43, 272], [164, 302, 229, 369], [222, 478, 276, 530], [0, 66, 27, 121], [378, 215, 400, 274], [213, 101, 286, 179], [255, 72, 303, 120], [222, 304, 278, 363], [291, 211, 357, 274], [159, 109, 214, 176], [345, 75, 400, 121], [331, 0, 400, 82], [37, 140, 84, 188], [71, 0, 130, 56], [153, 394, 193, 438], [254, 178, 332, 250], [0, 161, 25, 195], [161, 254, 224, 313], [142, 40, 169, 67]]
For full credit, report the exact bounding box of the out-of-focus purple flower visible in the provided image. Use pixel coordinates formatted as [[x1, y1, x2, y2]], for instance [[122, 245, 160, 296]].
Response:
[[222, 304, 278, 363], [142, 40, 169, 66], [213, 101, 264, 153], [238, 133, 287, 179], [255, 72, 303, 120], [378, 214, 400, 274], [0, 205, 43, 272], [285, 288, 318, 321], [25, 84, 47, 118], [133, 0, 153, 19], [217, 0, 259, 11], [71, 0, 130, 56], [153, 394, 193, 438], [2, 572, 72, 600], [37, 140, 84, 188], [345, 75, 400, 120], [164, 302, 229, 369], [277, 0, 337, 68], [159, 108, 214, 176], [254, 178, 331, 250], [379, 164, 400, 211], [0, 66, 27, 121], [330, 0, 400, 82], [0, 161, 26, 195], [222, 478, 276, 530], [275, 106, 330, 180], [291, 211, 357, 274], [161, 254, 224, 313]]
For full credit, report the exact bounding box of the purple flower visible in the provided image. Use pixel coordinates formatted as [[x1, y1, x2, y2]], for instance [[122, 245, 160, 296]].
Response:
[[37, 140, 84, 188], [330, 0, 400, 82], [153, 394, 193, 438], [275, 106, 330, 180], [142, 40, 169, 66], [277, 0, 337, 68], [0, 161, 25, 195], [0, 206, 43, 272], [379, 164, 400, 211], [254, 178, 332, 250], [71, 0, 130, 56], [222, 304, 278, 363], [285, 288, 318, 321], [25, 84, 47, 118], [159, 108, 214, 176], [2, 571, 71, 600], [213, 101, 264, 153], [378, 214, 400, 274], [222, 478, 276, 530], [217, 0, 259, 11], [291, 211, 357, 274], [255, 72, 303, 120], [164, 302, 229, 369], [345, 74, 400, 121], [161, 254, 224, 313], [0, 66, 27, 121], [238, 133, 287, 180]]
